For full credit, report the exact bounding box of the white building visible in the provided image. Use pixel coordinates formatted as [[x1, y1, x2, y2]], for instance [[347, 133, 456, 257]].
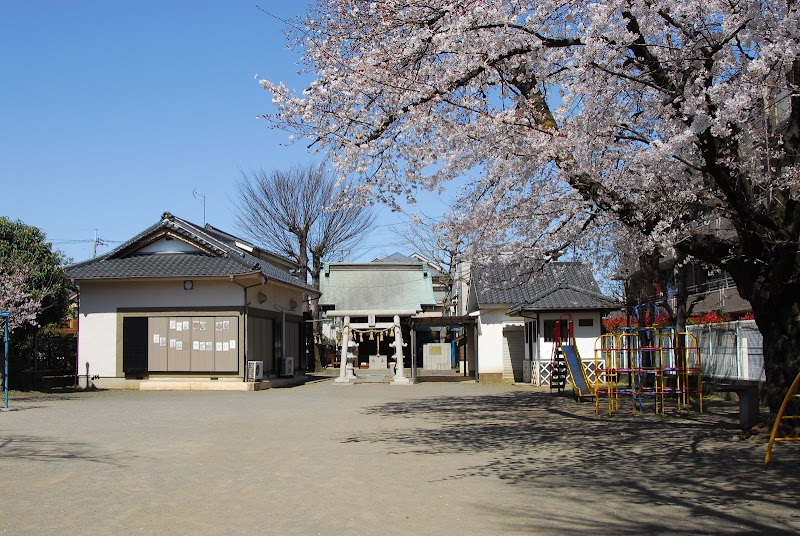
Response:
[[464, 262, 618, 383], [67, 212, 318, 390]]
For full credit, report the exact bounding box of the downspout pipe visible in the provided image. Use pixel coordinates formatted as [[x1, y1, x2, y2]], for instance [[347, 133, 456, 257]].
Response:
[[232, 276, 266, 381], [273, 304, 291, 375]]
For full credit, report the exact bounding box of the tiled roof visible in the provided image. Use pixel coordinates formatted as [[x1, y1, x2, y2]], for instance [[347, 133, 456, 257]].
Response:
[[508, 284, 620, 313], [373, 252, 417, 263], [473, 261, 618, 312], [66, 212, 317, 294], [66, 254, 250, 279], [374, 251, 447, 278], [320, 262, 436, 315]]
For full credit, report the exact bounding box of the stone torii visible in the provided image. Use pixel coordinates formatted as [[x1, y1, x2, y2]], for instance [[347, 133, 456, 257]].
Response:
[[391, 315, 411, 385], [335, 315, 412, 385]]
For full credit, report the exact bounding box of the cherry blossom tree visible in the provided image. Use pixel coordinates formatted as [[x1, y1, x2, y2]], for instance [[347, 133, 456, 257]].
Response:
[[0, 261, 44, 332], [260, 1, 800, 413], [0, 217, 68, 333]]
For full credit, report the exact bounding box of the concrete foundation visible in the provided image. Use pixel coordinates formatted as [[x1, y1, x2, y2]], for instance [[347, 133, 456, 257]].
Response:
[[87, 373, 310, 391], [140, 379, 270, 391]]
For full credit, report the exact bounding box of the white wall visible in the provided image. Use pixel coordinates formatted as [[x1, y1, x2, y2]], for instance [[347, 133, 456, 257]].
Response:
[[137, 239, 202, 254], [477, 306, 524, 376], [80, 279, 242, 314], [79, 306, 117, 378], [533, 311, 604, 366], [78, 279, 245, 378]]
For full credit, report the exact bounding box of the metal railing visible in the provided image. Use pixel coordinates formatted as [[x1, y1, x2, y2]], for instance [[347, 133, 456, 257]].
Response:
[[686, 320, 764, 382]]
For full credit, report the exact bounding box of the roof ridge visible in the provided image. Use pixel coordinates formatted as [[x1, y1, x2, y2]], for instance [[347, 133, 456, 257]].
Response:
[[559, 284, 618, 303]]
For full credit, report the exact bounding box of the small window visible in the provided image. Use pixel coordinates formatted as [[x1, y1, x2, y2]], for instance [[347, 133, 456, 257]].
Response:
[[543, 319, 569, 342], [578, 318, 594, 327]]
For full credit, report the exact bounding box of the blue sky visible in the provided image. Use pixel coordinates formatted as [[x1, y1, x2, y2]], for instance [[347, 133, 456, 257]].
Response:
[[1, 1, 448, 264]]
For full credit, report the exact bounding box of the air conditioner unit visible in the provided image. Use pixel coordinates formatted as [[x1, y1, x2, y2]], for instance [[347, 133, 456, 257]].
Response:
[[246, 360, 263, 382], [281, 356, 294, 377]]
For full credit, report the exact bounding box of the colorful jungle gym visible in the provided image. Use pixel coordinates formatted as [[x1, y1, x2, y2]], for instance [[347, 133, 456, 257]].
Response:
[[764, 369, 800, 464], [551, 308, 703, 415]]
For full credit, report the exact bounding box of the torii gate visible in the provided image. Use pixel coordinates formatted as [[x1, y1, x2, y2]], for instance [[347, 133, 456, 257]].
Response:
[[335, 315, 410, 385]]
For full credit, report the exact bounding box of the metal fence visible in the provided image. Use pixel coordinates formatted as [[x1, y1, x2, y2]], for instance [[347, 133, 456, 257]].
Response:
[[521, 320, 764, 386], [686, 320, 764, 382]]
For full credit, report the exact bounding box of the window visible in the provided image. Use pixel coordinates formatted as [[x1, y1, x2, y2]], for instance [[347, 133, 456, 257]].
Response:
[[543, 319, 569, 342], [578, 318, 594, 327]]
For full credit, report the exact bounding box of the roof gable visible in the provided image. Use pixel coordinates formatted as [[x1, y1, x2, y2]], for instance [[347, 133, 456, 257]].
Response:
[[374, 251, 445, 277], [320, 262, 436, 316], [66, 213, 318, 294], [134, 236, 205, 255]]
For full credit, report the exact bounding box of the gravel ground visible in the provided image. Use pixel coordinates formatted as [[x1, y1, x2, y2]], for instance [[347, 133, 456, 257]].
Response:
[[1, 381, 798, 535]]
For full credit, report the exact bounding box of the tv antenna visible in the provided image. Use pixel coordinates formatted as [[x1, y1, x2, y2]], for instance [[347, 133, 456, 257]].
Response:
[[192, 189, 213, 225]]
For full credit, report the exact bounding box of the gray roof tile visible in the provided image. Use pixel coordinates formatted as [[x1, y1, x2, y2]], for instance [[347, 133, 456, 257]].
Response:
[[66, 212, 317, 294], [67, 254, 250, 279], [474, 262, 618, 311]]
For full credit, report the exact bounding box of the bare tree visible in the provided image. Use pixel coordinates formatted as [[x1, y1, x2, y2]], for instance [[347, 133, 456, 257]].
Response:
[[235, 163, 375, 370], [400, 215, 467, 317]]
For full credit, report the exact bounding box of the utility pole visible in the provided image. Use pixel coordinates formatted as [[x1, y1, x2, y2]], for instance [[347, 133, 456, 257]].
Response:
[[92, 229, 105, 258]]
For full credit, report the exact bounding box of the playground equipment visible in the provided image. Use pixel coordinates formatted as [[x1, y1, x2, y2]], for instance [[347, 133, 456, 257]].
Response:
[[765, 370, 800, 464], [593, 317, 703, 415], [549, 317, 569, 394], [550, 315, 595, 401]]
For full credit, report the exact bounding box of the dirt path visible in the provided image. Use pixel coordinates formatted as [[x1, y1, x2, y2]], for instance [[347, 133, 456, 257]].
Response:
[[1, 382, 798, 535]]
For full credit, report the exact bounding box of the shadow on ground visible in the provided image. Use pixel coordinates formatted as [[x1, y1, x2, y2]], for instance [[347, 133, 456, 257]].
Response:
[[0, 434, 132, 467], [346, 390, 800, 535]]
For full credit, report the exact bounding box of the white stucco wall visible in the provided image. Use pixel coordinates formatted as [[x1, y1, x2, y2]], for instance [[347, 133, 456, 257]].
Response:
[[477, 306, 524, 376], [476, 308, 605, 382], [532, 311, 604, 366], [78, 279, 244, 378]]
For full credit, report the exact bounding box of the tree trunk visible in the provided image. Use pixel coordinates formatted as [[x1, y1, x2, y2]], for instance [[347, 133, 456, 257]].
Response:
[[311, 254, 323, 372], [673, 253, 688, 370], [674, 256, 687, 333], [683, 230, 800, 416], [747, 292, 800, 416], [728, 247, 800, 416]]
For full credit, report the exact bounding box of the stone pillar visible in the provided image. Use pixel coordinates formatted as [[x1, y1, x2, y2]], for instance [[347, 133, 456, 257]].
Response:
[[335, 316, 355, 383], [392, 315, 411, 385]]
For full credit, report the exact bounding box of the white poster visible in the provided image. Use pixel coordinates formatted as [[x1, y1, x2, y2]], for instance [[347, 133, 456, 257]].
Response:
[[169, 339, 176, 348], [159, 337, 166, 347], [193, 321, 199, 330], [223, 320, 230, 330], [222, 342, 229, 352], [216, 342, 222, 352], [176, 323, 183, 332], [169, 320, 176, 330], [200, 322, 206, 330], [216, 322, 223, 331], [199, 342, 206, 351], [229, 339, 236, 349], [176, 341, 183, 351], [193, 341, 199, 350], [153, 334, 160, 344], [183, 321, 189, 330]]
